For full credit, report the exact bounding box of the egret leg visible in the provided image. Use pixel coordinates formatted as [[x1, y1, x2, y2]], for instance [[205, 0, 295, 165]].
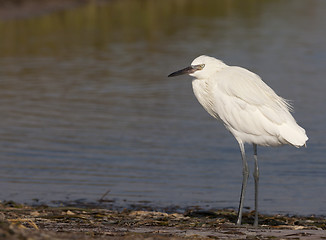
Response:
[[253, 144, 259, 227], [236, 142, 249, 225]]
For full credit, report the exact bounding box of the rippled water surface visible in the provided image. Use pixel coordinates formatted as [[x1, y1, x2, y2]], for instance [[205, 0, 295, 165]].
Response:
[[0, 0, 325, 215]]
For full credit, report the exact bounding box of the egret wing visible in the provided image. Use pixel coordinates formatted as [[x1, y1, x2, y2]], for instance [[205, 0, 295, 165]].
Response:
[[208, 66, 307, 146], [216, 66, 293, 125]]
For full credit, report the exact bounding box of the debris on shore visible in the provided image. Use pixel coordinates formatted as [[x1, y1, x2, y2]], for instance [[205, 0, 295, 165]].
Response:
[[0, 201, 325, 239]]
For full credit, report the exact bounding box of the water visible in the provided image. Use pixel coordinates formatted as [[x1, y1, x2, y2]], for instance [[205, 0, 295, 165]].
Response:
[[0, 0, 325, 216]]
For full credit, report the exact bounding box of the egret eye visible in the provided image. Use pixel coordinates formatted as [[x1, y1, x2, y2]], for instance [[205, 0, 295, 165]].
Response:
[[192, 64, 205, 70]]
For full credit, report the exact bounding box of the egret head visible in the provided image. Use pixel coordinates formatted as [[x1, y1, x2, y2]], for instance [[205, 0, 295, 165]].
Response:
[[168, 55, 226, 79]]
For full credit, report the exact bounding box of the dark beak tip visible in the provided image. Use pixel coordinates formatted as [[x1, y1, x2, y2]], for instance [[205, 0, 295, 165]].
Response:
[[167, 72, 178, 78]]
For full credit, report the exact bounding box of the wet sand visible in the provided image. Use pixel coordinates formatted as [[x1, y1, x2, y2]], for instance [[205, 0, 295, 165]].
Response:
[[1, 201, 325, 239]]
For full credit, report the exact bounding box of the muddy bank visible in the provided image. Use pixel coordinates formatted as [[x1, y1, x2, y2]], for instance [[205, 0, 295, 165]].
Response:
[[0, 201, 325, 239], [0, 0, 110, 20]]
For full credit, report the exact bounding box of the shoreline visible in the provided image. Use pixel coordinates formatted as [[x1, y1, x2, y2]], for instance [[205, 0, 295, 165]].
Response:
[[1, 201, 325, 239], [0, 0, 110, 20]]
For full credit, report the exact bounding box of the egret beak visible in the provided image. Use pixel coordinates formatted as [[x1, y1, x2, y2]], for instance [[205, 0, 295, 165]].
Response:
[[168, 64, 204, 77]]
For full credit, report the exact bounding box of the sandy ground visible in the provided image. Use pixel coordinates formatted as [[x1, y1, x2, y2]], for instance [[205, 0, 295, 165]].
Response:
[[0, 201, 325, 239]]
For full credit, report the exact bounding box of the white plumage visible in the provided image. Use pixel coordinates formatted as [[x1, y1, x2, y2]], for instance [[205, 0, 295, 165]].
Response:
[[168, 55, 308, 226]]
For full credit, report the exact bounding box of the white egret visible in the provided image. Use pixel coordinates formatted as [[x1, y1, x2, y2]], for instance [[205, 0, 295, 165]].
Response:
[[168, 55, 308, 226]]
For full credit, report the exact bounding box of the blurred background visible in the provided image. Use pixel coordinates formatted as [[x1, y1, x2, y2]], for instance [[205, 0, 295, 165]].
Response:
[[0, 0, 325, 216]]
